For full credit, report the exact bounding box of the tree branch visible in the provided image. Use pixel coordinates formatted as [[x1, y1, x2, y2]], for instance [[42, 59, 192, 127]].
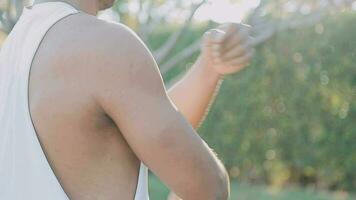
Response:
[[160, 38, 201, 75], [153, 0, 206, 64]]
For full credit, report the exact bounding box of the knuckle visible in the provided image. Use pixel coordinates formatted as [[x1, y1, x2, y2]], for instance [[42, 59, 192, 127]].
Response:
[[241, 23, 252, 33], [243, 42, 251, 51], [203, 31, 211, 40], [238, 44, 248, 55]]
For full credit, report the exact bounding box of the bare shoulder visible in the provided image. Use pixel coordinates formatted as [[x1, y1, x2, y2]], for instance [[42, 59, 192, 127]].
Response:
[[84, 15, 161, 88], [86, 17, 159, 79], [51, 13, 161, 95], [56, 13, 150, 61]]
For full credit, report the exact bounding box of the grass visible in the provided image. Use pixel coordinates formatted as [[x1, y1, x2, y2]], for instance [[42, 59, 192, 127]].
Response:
[[149, 174, 356, 200]]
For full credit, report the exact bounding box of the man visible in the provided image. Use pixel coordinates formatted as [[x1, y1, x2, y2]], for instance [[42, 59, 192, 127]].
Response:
[[0, 0, 254, 199]]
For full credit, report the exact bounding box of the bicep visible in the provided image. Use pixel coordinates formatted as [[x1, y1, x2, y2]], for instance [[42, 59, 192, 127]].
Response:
[[93, 25, 226, 199]]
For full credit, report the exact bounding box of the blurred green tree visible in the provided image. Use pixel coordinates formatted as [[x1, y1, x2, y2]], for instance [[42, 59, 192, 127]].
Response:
[[1, 0, 354, 77], [195, 12, 356, 191], [1, 0, 355, 192]]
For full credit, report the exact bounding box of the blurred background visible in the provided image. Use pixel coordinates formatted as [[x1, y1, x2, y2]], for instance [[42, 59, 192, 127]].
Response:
[[1, 0, 355, 199]]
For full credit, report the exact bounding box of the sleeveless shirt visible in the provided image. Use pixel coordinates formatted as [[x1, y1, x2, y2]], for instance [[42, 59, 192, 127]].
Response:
[[0, 2, 149, 199]]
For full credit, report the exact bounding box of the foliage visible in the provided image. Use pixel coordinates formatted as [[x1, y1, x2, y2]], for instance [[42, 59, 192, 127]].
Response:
[[149, 174, 356, 200], [150, 11, 356, 191], [199, 11, 356, 191], [109, 0, 353, 73]]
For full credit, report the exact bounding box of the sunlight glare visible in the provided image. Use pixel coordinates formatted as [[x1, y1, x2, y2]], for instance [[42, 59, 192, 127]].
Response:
[[195, 0, 260, 23]]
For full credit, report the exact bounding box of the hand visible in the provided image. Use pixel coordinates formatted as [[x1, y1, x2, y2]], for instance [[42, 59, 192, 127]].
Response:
[[200, 23, 255, 75], [167, 192, 182, 200]]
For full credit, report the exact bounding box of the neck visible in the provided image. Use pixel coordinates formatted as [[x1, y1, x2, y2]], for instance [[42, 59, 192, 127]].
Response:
[[33, 0, 99, 15]]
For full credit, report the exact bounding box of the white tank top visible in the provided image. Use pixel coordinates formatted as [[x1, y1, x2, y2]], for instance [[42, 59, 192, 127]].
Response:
[[0, 2, 149, 199]]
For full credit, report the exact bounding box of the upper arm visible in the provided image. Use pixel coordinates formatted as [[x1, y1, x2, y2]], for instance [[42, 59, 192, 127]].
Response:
[[90, 23, 229, 199]]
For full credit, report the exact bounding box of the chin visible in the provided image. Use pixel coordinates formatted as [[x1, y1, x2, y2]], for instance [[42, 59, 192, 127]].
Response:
[[98, 0, 115, 10]]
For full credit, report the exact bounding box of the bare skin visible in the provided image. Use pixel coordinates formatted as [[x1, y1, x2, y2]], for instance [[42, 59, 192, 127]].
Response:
[[166, 23, 254, 200], [28, 0, 253, 200]]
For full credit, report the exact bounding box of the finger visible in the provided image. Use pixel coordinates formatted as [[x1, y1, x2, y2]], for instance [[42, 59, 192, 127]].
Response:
[[203, 30, 223, 50], [212, 46, 223, 64], [219, 23, 251, 44], [219, 51, 254, 74], [206, 29, 226, 45], [223, 25, 251, 53], [225, 49, 255, 67], [219, 23, 239, 43], [221, 39, 252, 61], [205, 42, 222, 64]]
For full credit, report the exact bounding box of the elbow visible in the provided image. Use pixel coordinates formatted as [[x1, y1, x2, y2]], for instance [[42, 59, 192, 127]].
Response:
[[179, 169, 230, 200], [203, 169, 230, 200], [203, 162, 230, 200], [213, 171, 230, 200]]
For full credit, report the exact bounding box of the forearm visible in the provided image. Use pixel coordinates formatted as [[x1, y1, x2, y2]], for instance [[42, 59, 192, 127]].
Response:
[[166, 22, 253, 200], [167, 55, 223, 129]]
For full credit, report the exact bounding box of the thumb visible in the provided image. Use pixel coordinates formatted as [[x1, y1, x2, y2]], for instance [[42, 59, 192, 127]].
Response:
[[203, 29, 226, 46]]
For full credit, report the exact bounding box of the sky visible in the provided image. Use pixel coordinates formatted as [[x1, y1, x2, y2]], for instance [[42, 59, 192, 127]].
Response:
[[25, 0, 356, 23], [99, 0, 261, 24], [194, 0, 260, 23]]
